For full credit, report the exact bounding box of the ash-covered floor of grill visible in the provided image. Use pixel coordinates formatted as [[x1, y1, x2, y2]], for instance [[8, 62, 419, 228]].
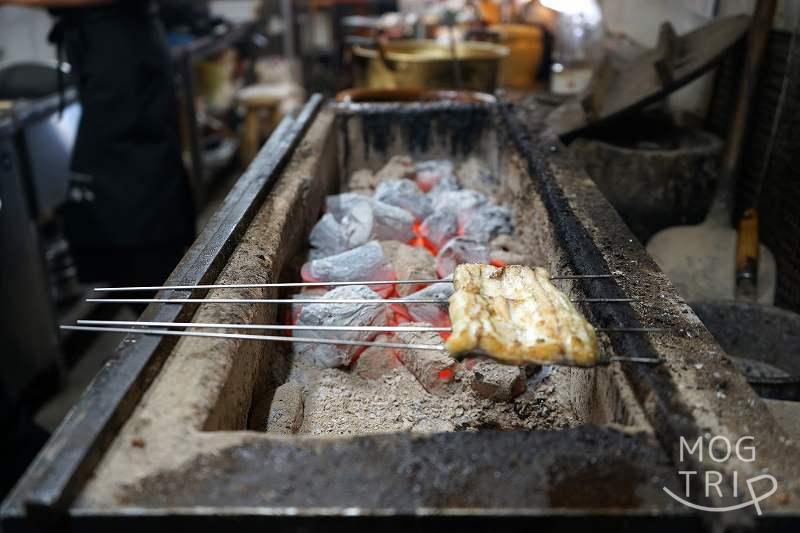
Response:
[[259, 155, 585, 436], [284, 360, 579, 435]]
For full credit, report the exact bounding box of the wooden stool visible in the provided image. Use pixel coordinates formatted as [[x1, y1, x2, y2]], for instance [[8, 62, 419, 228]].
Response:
[[238, 83, 297, 165]]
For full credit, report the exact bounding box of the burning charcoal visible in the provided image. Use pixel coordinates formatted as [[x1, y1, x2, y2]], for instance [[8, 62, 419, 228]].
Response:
[[427, 172, 461, 203], [327, 193, 415, 243], [460, 203, 513, 242], [469, 359, 526, 401], [354, 334, 402, 379], [309, 202, 373, 259], [348, 168, 378, 191], [293, 285, 388, 368], [266, 382, 304, 434], [374, 179, 432, 221], [420, 210, 459, 252], [379, 241, 436, 296], [457, 156, 499, 195], [375, 155, 416, 183], [430, 189, 488, 215], [396, 325, 458, 395], [435, 237, 490, 278], [369, 199, 416, 242], [415, 159, 455, 192], [301, 241, 395, 287], [406, 281, 453, 327]]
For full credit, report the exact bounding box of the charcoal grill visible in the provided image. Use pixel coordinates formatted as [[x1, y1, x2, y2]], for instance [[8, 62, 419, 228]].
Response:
[[2, 95, 799, 532]]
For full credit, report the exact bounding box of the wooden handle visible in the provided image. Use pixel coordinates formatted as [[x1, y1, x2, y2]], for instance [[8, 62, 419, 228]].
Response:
[[736, 208, 760, 292]]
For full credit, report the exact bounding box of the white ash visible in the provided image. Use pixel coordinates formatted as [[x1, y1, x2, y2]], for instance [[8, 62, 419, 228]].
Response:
[[375, 155, 416, 183], [457, 156, 500, 196], [286, 358, 580, 435], [348, 168, 379, 191], [379, 241, 436, 296]]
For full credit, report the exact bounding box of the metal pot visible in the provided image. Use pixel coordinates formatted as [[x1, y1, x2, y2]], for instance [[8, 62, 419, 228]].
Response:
[[352, 40, 509, 92]]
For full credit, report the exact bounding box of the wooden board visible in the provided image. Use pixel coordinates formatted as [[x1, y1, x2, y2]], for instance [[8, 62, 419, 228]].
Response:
[[547, 15, 752, 139]]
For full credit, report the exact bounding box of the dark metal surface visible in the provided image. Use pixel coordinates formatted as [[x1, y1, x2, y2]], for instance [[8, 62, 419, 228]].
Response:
[[0, 95, 323, 519], [690, 300, 800, 400]]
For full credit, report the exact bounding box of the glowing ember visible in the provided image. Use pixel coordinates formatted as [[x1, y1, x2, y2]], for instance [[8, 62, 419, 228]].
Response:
[[438, 368, 454, 381]]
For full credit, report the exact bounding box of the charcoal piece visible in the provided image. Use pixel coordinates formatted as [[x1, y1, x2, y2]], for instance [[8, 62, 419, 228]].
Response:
[[374, 179, 432, 221], [457, 157, 499, 195], [396, 326, 458, 395], [469, 359, 526, 402], [326, 193, 415, 243], [427, 172, 461, 204], [375, 155, 416, 183], [266, 382, 304, 433], [349, 168, 378, 191], [354, 334, 403, 379], [430, 189, 488, 215], [301, 241, 395, 285], [419, 210, 459, 252], [415, 159, 455, 192], [293, 285, 388, 368], [460, 203, 513, 242], [435, 237, 490, 277], [309, 200, 373, 259], [379, 241, 436, 296], [326, 192, 371, 220], [369, 199, 416, 242], [290, 287, 327, 323], [406, 281, 453, 327]]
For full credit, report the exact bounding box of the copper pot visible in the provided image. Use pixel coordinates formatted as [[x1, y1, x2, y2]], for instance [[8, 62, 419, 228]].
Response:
[[352, 40, 508, 92]]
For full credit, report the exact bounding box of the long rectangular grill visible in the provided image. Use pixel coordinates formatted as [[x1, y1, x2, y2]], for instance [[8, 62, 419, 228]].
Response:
[[2, 96, 798, 532]]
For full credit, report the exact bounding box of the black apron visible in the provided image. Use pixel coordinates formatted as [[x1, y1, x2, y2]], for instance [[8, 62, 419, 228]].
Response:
[[52, 1, 195, 284]]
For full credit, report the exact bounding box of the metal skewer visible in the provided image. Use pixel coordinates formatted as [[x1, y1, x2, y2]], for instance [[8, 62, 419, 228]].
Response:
[[78, 320, 452, 333], [93, 274, 621, 293], [60, 324, 664, 364], [85, 297, 637, 305], [59, 325, 447, 351], [75, 320, 666, 335]]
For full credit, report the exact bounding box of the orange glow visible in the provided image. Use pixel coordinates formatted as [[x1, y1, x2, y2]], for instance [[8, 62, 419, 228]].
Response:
[[438, 368, 454, 381], [411, 221, 441, 255], [490, 258, 507, 268]]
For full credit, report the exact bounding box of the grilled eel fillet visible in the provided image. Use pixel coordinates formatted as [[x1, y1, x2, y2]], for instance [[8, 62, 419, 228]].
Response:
[[444, 264, 599, 366]]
